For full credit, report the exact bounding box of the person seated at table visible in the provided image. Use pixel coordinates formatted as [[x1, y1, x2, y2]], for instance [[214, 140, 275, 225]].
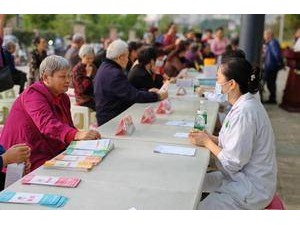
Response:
[[189, 57, 277, 209], [185, 42, 203, 70], [28, 36, 48, 86], [164, 40, 189, 78], [125, 41, 143, 75], [0, 55, 101, 171], [152, 49, 173, 82], [0, 144, 31, 190], [128, 46, 163, 91], [2, 41, 27, 94], [72, 44, 97, 111], [94, 40, 168, 126]]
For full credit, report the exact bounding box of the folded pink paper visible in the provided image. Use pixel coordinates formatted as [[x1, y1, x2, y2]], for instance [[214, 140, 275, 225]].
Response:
[[115, 115, 135, 136], [141, 106, 156, 124], [156, 99, 173, 114]]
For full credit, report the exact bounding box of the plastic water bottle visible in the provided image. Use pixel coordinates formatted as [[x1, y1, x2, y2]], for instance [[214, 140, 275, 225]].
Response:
[[194, 100, 207, 131], [193, 79, 200, 93]]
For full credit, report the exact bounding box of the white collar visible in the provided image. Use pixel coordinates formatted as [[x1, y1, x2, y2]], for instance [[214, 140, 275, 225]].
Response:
[[231, 92, 254, 111]]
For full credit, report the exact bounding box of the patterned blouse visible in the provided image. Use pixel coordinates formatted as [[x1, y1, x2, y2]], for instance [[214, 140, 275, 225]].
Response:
[[29, 49, 47, 85], [71, 62, 96, 108]]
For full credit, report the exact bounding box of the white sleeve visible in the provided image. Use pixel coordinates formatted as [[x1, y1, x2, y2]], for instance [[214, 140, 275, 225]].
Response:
[[203, 91, 226, 103], [217, 112, 255, 177]]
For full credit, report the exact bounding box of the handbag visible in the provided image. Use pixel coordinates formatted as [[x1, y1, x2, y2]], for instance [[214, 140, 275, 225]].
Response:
[[0, 66, 14, 92]]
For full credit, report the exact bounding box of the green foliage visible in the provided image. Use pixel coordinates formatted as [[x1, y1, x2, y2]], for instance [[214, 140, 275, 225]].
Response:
[[82, 14, 147, 41], [14, 14, 147, 43], [22, 14, 57, 30], [50, 15, 75, 37], [267, 15, 300, 42], [285, 14, 300, 32], [200, 19, 229, 31], [12, 29, 34, 46], [284, 14, 300, 41], [158, 15, 173, 33]]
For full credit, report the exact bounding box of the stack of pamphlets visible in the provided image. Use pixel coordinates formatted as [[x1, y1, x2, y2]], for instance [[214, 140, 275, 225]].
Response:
[[0, 191, 68, 208], [43, 139, 114, 171], [22, 174, 81, 188]]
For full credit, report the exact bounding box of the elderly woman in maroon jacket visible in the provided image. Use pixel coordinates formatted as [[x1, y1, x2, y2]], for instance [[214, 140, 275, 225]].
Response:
[[72, 44, 97, 111], [0, 55, 101, 171]]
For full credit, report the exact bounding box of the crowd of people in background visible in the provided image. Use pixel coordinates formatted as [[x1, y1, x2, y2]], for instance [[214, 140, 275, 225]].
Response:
[[2, 22, 298, 104]]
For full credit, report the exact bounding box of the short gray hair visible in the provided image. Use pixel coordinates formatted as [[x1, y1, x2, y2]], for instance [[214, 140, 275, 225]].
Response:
[[72, 33, 85, 44], [39, 55, 70, 79], [4, 41, 16, 50], [106, 39, 128, 60], [79, 44, 95, 58], [264, 29, 274, 36]]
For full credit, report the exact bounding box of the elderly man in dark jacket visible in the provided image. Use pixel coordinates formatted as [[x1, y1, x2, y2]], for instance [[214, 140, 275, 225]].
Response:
[[263, 29, 284, 104], [94, 40, 168, 126]]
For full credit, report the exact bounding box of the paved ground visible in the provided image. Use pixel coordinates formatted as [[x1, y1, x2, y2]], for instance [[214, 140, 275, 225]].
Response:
[[263, 68, 300, 209]]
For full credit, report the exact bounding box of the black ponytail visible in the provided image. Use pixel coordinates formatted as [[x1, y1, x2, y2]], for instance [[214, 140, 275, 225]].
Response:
[[220, 57, 261, 94], [248, 65, 261, 94], [33, 36, 42, 46]]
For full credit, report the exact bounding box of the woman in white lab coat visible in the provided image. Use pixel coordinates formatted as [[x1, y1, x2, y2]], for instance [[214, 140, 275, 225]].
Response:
[[189, 57, 277, 209]]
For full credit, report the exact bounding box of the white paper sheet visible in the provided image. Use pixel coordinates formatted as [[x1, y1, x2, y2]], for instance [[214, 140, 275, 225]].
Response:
[[70, 139, 111, 151], [154, 145, 196, 156], [165, 120, 194, 127], [174, 132, 189, 138], [5, 163, 25, 188]]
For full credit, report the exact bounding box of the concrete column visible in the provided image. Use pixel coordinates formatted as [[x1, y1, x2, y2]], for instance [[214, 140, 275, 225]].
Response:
[[239, 14, 265, 66]]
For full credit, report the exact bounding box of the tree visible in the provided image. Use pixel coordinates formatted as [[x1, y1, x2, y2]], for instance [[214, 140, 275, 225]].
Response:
[[0, 14, 5, 37], [81, 14, 146, 41], [1, 14, 148, 44], [158, 15, 173, 34], [284, 14, 300, 40], [22, 14, 57, 30]]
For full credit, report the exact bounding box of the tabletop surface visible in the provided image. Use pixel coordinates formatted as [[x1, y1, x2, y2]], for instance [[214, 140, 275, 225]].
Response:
[[0, 84, 219, 210]]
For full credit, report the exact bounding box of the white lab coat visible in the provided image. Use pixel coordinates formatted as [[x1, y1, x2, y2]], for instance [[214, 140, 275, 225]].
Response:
[[199, 93, 277, 210]]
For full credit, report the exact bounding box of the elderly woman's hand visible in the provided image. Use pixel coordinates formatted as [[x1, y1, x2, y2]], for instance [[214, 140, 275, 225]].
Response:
[[86, 64, 94, 77], [2, 144, 31, 167], [188, 130, 211, 148], [75, 130, 101, 140], [158, 91, 168, 101], [148, 88, 160, 93]]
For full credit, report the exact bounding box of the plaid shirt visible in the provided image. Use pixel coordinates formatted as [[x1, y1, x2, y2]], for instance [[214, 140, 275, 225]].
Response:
[[72, 62, 96, 106], [29, 49, 47, 84]]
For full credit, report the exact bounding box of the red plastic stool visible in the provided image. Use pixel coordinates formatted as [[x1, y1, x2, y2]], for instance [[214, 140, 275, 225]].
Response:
[[265, 193, 285, 209]]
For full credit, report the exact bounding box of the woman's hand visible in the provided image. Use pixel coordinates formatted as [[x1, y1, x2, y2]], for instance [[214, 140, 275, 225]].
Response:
[[74, 130, 101, 140], [158, 91, 168, 101], [188, 130, 211, 147], [2, 144, 31, 167], [148, 88, 160, 93], [86, 64, 94, 77], [189, 130, 221, 157]]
